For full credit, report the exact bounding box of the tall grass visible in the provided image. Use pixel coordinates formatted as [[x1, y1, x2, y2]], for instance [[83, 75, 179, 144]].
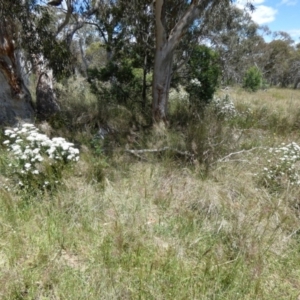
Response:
[[1, 87, 300, 299]]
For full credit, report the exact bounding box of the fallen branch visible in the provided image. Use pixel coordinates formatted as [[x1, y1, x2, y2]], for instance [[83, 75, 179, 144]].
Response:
[[217, 147, 266, 163], [126, 151, 148, 161]]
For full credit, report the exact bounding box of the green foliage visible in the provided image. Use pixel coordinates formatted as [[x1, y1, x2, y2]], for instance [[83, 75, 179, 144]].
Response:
[[243, 66, 262, 92], [263, 39, 293, 87], [186, 45, 221, 107], [1, 0, 74, 81], [43, 40, 74, 80], [88, 59, 146, 122], [85, 42, 107, 69]]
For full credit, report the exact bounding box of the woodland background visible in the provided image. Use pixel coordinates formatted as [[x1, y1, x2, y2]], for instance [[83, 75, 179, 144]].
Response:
[[1, 1, 300, 299]]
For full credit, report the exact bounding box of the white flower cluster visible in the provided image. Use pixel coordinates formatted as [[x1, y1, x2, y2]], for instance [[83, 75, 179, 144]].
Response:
[[211, 94, 237, 119], [169, 85, 189, 103], [190, 78, 202, 87], [3, 123, 79, 176], [44, 137, 79, 161], [263, 142, 300, 187]]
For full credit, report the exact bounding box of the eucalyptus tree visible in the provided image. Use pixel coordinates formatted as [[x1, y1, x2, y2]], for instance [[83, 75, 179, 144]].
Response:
[[86, 0, 155, 119], [291, 47, 300, 89], [0, 0, 46, 125], [0, 14, 34, 125], [34, 0, 96, 120], [0, 0, 256, 125], [0, 0, 96, 124], [151, 0, 254, 122], [262, 33, 295, 87], [88, 0, 253, 121], [206, 6, 264, 85]]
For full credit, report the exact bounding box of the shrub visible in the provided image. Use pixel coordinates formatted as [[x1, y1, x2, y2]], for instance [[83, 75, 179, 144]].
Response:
[[243, 66, 262, 92], [210, 94, 237, 120], [261, 142, 300, 191], [185, 95, 239, 173], [186, 45, 221, 107], [88, 60, 145, 121], [2, 123, 79, 196]]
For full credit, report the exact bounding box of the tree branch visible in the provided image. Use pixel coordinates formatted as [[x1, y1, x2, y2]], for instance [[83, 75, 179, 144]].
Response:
[[85, 22, 108, 44], [168, 0, 219, 52], [56, 0, 73, 35], [56, 0, 103, 40]]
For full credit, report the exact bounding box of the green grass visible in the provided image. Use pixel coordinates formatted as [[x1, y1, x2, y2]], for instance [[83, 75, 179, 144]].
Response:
[[1, 87, 300, 299]]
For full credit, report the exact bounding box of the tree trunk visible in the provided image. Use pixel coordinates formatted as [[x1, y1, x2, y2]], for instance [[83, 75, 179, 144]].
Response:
[[79, 37, 88, 77], [36, 69, 60, 121], [152, 47, 173, 122], [293, 74, 300, 89], [0, 20, 34, 126], [152, 0, 202, 122], [142, 53, 148, 110]]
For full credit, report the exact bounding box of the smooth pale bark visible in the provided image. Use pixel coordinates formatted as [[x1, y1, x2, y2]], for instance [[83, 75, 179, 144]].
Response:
[[152, 47, 174, 122], [0, 20, 34, 125]]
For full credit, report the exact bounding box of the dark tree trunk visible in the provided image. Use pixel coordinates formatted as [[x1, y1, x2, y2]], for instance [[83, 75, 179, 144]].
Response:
[[36, 70, 60, 120], [142, 54, 148, 109], [293, 74, 300, 89], [0, 20, 34, 126]]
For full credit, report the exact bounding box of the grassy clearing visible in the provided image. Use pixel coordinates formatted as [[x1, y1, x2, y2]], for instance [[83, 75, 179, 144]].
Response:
[[1, 87, 300, 299]]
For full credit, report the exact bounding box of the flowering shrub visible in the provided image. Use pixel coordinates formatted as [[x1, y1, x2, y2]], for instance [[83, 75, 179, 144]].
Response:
[[262, 142, 300, 190], [169, 85, 189, 104], [210, 94, 237, 120], [2, 123, 79, 195]]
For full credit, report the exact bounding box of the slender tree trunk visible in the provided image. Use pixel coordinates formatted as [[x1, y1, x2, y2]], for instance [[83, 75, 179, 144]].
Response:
[[79, 37, 88, 77], [142, 53, 148, 109], [0, 20, 34, 125]]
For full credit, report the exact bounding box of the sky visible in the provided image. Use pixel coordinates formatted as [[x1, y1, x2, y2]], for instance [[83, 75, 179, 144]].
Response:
[[236, 0, 300, 41]]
